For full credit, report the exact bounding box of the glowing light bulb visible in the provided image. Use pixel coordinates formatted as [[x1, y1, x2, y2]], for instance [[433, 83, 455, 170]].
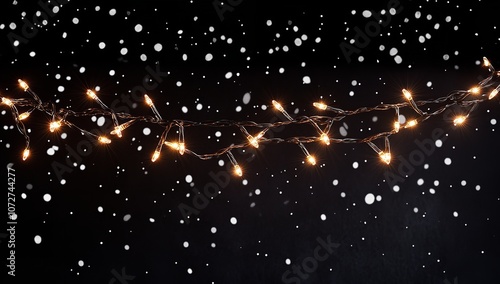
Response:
[[98, 136, 112, 144], [49, 121, 62, 132], [234, 164, 243, 177], [247, 135, 259, 148], [144, 94, 153, 106], [405, 119, 418, 128], [489, 89, 498, 100], [313, 102, 328, 110], [151, 150, 161, 162], [453, 116, 466, 126], [402, 89, 412, 100], [320, 133, 330, 145], [165, 141, 180, 151], [18, 79, 29, 91], [86, 89, 97, 99], [393, 121, 401, 133], [483, 57, 491, 67], [22, 148, 30, 161], [379, 152, 391, 165], [272, 100, 284, 112], [178, 142, 185, 155], [111, 125, 123, 137], [469, 87, 480, 95], [18, 112, 31, 120], [307, 155, 317, 166], [1, 97, 13, 106]]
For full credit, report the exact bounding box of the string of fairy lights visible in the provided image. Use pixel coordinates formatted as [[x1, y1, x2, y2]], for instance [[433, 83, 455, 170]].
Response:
[[1, 57, 499, 176]]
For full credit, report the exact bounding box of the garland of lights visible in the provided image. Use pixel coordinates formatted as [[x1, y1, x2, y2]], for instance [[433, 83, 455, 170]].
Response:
[[2, 57, 499, 176]]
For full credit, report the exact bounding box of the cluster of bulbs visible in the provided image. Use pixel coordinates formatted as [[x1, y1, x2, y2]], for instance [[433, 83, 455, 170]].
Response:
[[1, 58, 498, 176]]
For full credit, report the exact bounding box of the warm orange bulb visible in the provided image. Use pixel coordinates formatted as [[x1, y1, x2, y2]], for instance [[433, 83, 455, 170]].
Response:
[[49, 121, 62, 132], [402, 89, 412, 100], [320, 133, 330, 145], [234, 165, 243, 177], [469, 87, 480, 95], [1, 97, 14, 106], [307, 155, 317, 166], [22, 148, 30, 161], [272, 100, 284, 112], [86, 89, 97, 99], [151, 150, 161, 162], [18, 79, 29, 91], [489, 89, 498, 100], [144, 94, 154, 106], [98, 136, 112, 144], [379, 152, 391, 165], [18, 112, 31, 120], [453, 116, 466, 126], [313, 102, 328, 110]]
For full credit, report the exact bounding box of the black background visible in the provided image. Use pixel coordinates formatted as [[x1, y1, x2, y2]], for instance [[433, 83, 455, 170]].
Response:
[[1, 0, 500, 283]]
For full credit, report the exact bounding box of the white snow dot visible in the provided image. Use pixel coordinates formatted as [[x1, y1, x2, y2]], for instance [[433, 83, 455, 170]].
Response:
[[393, 185, 400, 192], [320, 214, 326, 221], [99, 42, 106, 49], [230, 217, 237, 225], [98, 206, 103, 213], [225, 72, 233, 79], [453, 211, 458, 217], [154, 43, 163, 52], [143, 128, 151, 136], [302, 76, 311, 84], [134, 24, 143, 32], [109, 9, 117, 16], [205, 53, 213, 61], [352, 162, 359, 169], [444, 158, 452, 165], [123, 214, 131, 222], [435, 139, 442, 147], [43, 194, 51, 202], [34, 235, 42, 244], [365, 193, 375, 205], [211, 227, 217, 234], [185, 175, 193, 183], [183, 241, 189, 248], [78, 260, 84, 267], [242, 92, 251, 104]]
